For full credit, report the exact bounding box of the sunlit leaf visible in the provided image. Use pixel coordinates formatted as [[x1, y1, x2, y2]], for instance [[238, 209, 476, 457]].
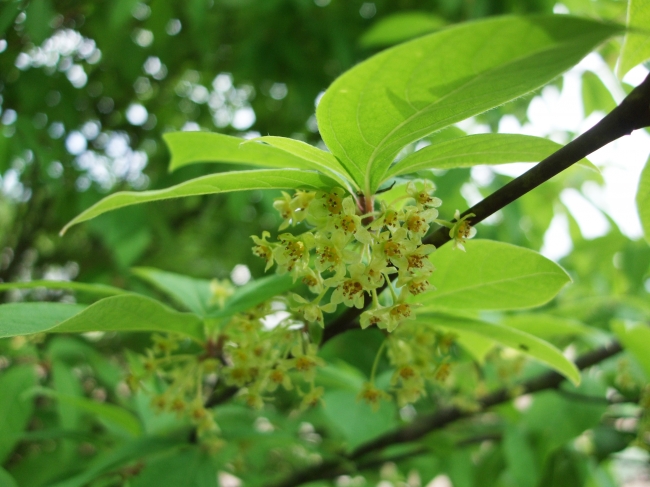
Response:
[[417, 311, 581, 384], [618, 0, 650, 78], [418, 240, 571, 310], [582, 71, 616, 116], [503, 314, 594, 339], [317, 15, 621, 193], [246, 136, 356, 189], [165, 132, 353, 189], [60, 169, 338, 235], [386, 134, 596, 178], [359, 11, 445, 48], [0, 295, 204, 340], [637, 156, 650, 244]]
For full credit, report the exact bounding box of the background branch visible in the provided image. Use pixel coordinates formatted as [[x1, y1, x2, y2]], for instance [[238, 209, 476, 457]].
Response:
[[271, 341, 623, 487]]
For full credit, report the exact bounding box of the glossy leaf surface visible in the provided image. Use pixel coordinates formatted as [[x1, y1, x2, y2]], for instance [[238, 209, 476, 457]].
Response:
[[419, 240, 571, 310], [417, 311, 581, 384], [0, 295, 203, 340], [317, 15, 620, 193], [61, 169, 338, 234]]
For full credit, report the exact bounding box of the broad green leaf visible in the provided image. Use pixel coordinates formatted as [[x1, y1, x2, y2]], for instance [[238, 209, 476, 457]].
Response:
[[132, 267, 213, 316], [60, 168, 337, 234], [131, 447, 219, 487], [582, 71, 616, 116], [208, 274, 294, 318], [503, 314, 594, 339], [317, 15, 621, 193], [0, 303, 86, 338], [50, 359, 83, 433], [618, 0, 650, 78], [637, 156, 650, 244], [32, 388, 142, 437], [419, 240, 571, 310], [359, 11, 446, 48], [611, 320, 650, 379], [323, 389, 398, 450], [0, 280, 128, 296], [386, 134, 596, 178], [246, 136, 355, 189], [49, 437, 184, 487], [453, 330, 495, 364], [416, 311, 581, 384], [0, 468, 18, 487], [165, 131, 352, 189], [503, 425, 539, 487], [0, 295, 204, 340], [0, 365, 37, 463]]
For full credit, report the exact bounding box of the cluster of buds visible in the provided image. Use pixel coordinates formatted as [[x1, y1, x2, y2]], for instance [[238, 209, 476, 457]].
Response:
[[252, 181, 469, 333]]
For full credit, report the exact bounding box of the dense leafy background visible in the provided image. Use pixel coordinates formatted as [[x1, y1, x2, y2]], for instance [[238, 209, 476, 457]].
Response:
[[0, 0, 649, 486]]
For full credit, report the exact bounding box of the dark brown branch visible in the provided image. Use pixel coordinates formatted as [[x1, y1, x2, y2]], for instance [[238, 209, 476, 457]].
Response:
[[322, 73, 650, 344], [426, 72, 650, 248], [269, 341, 623, 487]]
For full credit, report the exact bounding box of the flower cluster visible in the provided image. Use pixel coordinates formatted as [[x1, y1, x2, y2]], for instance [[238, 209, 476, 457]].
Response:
[[252, 181, 458, 333], [386, 324, 457, 406], [128, 301, 328, 435]]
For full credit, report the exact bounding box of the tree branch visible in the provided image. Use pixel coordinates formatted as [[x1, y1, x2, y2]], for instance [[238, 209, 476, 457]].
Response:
[[322, 73, 650, 344], [270, 341, 623, 487]]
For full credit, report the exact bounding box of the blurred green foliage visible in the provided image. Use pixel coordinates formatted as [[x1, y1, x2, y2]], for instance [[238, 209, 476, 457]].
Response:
[[0, 0, 649, 486]]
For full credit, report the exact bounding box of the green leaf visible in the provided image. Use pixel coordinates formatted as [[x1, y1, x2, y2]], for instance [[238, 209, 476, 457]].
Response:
[[49, 436, 184, 487], [164, 131, 353, 189], [60, 168, 338, 234], [0, 280, 128, 296], [503, 425, 539, 487], [0, 365, 37, 463], [618, 0, 650, 78], [246, 136, 355, 189], [611, 320, 650, 379], [359, 11, 446, 48], [386, 134, 596, 178], [132, 267, 213, 316], [503, 314, 594, 339], [0, 295, 204, 340], [317, 15, 621, 193], [131, 447, 219, 487], [209, 274, 294, 318], [637, 156, 650, 244], [416, 311, 581, 384], [33, 388, 142, 437], [582, 71, 616, 117], [419, 240, 571, 310], [0, 468, 18, 487], [0, 303, 87, 338], [322, 389, 398, 450]]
